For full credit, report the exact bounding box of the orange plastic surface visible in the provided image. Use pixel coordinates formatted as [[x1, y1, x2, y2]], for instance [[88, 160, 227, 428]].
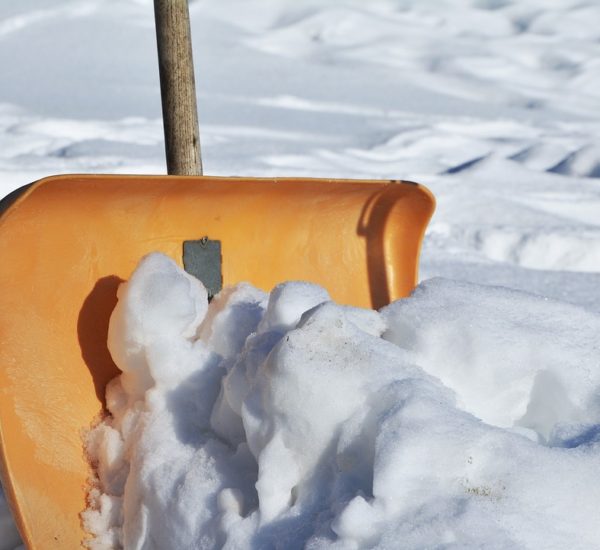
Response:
[[0, 174, 434, 548]]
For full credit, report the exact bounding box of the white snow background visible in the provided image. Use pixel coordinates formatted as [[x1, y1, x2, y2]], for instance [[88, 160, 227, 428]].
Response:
[[1, 0, 599, 548]]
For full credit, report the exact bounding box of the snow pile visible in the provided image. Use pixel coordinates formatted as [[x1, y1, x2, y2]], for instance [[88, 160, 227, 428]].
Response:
[[83, 253, 600, 549]]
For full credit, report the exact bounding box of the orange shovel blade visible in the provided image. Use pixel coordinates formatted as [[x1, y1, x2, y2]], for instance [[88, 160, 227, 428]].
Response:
[[0, 174, 434, 548]]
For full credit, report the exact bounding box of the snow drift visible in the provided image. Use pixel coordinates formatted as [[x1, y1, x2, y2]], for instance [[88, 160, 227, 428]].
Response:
[[83, 253, 600, 549]]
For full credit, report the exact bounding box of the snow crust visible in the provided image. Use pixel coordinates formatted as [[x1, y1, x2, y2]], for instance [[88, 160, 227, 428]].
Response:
[[83, 253, 600, 549]]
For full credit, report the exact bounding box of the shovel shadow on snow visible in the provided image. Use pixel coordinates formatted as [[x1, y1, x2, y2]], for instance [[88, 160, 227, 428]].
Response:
[[77, 275, 124, 409]]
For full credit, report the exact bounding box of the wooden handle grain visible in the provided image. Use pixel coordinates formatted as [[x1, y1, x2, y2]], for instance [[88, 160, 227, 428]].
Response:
[[154, 0, 202, 175]]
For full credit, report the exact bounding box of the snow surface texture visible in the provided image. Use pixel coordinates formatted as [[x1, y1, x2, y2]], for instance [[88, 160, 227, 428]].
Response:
[[2, 0, 600, 547], [82, 253, 600, 549], [0, 0, 599, 311]]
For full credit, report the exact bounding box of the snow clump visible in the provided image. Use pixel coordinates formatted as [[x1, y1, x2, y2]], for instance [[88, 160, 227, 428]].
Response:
[[83, 253, 600, 549]]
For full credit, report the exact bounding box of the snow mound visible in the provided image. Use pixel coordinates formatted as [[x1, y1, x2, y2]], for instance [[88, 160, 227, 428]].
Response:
[[83, 253, 600, 549], [382, 278, 600, 440]]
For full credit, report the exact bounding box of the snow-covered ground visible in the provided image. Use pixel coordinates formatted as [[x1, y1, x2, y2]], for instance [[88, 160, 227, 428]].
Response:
[[1, 0, 599, 548]]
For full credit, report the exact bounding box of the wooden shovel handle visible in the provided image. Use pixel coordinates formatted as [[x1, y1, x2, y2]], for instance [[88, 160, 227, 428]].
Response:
[[154, 0, 202, 175]]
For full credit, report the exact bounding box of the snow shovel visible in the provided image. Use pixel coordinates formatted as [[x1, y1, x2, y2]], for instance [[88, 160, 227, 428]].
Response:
[[0, 1, 434, 548]]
